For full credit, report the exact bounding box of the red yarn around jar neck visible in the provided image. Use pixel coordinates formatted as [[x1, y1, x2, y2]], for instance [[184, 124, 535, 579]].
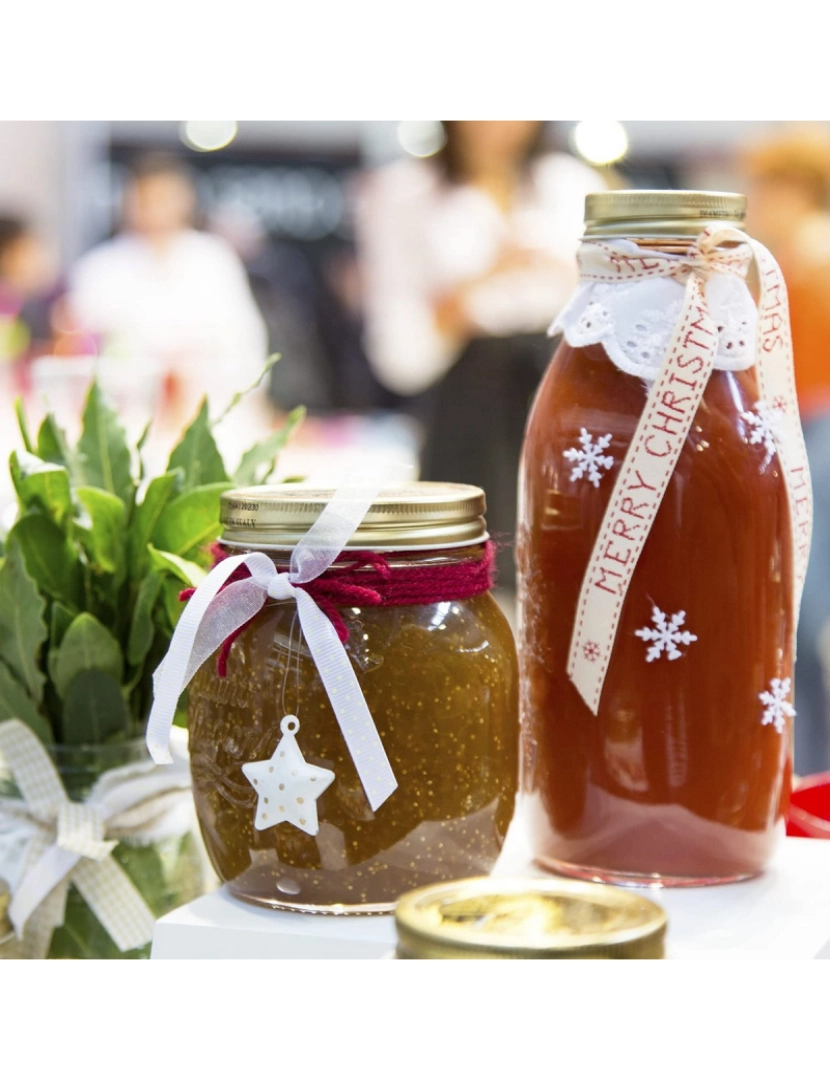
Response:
[[180, 540, 497, 676]]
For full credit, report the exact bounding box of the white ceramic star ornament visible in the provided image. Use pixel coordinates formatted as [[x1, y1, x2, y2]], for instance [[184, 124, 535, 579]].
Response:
[[242, 716, 335, 836]]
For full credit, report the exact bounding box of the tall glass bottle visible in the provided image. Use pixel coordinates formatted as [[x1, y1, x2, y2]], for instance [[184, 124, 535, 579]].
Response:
[[517, 190, 811, 886]]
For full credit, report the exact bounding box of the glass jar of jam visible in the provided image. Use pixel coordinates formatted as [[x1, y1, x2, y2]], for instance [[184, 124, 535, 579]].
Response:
[[187, 482, 519, 912], [518, 190, 811, 886]]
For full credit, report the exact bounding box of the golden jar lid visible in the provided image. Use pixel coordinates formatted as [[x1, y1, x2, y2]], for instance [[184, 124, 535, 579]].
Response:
[[394, 877, 667, 959], [220, 481, 488, 551], [584, 189, 747, 239]]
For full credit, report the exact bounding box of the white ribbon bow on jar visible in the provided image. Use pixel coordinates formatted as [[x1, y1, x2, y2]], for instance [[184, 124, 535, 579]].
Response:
[[558, 226, 813, 713], [146, 480, 399, 812], [0, 718, 194, 958]]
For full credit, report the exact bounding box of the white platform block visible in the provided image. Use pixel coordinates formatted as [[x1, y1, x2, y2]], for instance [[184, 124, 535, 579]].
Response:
[[152, 822, 830, 959]]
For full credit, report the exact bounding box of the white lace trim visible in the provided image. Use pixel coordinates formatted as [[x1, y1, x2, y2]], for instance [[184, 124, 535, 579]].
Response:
[[552, 271, 757, 381]]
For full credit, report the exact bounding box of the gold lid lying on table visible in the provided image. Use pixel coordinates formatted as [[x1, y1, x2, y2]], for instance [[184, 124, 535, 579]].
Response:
[[220, 482, 488, 551], [395, 877, 667, 959], [584, 189, 747, 239]]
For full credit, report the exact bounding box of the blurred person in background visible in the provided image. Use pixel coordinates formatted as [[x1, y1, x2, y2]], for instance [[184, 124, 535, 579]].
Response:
[[0, 214, 55, 363], [209, 201, 375, 415], [355, 121, 604, 589], [742, 126, 830, 774], [0, 215, 57, 517], [67, 153, 270, 454], [743, 127, 830, 419]]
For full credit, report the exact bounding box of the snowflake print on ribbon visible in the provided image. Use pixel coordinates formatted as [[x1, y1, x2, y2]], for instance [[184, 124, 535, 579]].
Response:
[[583, 641, 601, 663], [634, 606, 698, 662], [759, 677, 796, 734], [564, 429, 615, 488], [741, 400, 785, 472]]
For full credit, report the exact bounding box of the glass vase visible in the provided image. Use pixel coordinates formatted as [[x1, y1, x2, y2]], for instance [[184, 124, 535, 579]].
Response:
[[1, 737, 204, 959]]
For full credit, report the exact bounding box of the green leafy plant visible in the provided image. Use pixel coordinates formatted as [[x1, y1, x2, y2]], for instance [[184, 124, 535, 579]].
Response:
[[0, 368, 304, 746]]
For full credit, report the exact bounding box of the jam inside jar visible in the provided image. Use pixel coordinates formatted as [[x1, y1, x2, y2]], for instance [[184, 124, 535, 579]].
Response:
[[187, 484, 519, 913]]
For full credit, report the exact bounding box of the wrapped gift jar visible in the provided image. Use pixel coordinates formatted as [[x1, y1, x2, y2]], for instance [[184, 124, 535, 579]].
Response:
[[181, 483, 519, 913]]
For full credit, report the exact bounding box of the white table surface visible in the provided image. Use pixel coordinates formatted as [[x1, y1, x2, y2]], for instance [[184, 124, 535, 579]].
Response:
[[151, 819, 830, 959]]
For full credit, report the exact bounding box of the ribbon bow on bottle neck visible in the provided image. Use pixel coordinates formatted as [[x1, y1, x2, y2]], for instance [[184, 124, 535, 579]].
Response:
[[146, 482, 399, 812], [576, 229, 754, 286], [567, 224, 813, 714]]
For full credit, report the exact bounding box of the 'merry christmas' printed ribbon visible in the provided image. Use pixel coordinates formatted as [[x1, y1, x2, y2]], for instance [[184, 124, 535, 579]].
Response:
[[567, 227, 813, 714]]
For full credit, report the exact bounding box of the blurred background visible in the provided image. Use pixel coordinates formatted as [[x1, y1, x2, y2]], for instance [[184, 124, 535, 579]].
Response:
[[3, 119, 830, 772]]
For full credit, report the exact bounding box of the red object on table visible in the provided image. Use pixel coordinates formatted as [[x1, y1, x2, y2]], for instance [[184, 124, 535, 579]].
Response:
[[786, 773, 830, 838]]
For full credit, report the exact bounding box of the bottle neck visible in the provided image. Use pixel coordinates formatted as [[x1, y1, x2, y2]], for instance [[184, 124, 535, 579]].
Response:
[[589, 235, 743, 255], [621, 236, 698, 254]]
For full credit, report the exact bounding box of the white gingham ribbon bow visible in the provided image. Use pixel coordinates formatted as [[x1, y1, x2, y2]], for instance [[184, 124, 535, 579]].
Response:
[[0, 718, 192, 958]]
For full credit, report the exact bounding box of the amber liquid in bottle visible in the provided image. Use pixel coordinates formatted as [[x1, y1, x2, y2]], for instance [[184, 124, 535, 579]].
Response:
[[518, 338, 794, 885]]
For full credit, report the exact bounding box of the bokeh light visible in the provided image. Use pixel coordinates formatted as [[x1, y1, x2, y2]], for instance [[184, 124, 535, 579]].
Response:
[[572, 121, 629, 166], [397, 121, 447, 159], [180, 121, 238, 153]]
